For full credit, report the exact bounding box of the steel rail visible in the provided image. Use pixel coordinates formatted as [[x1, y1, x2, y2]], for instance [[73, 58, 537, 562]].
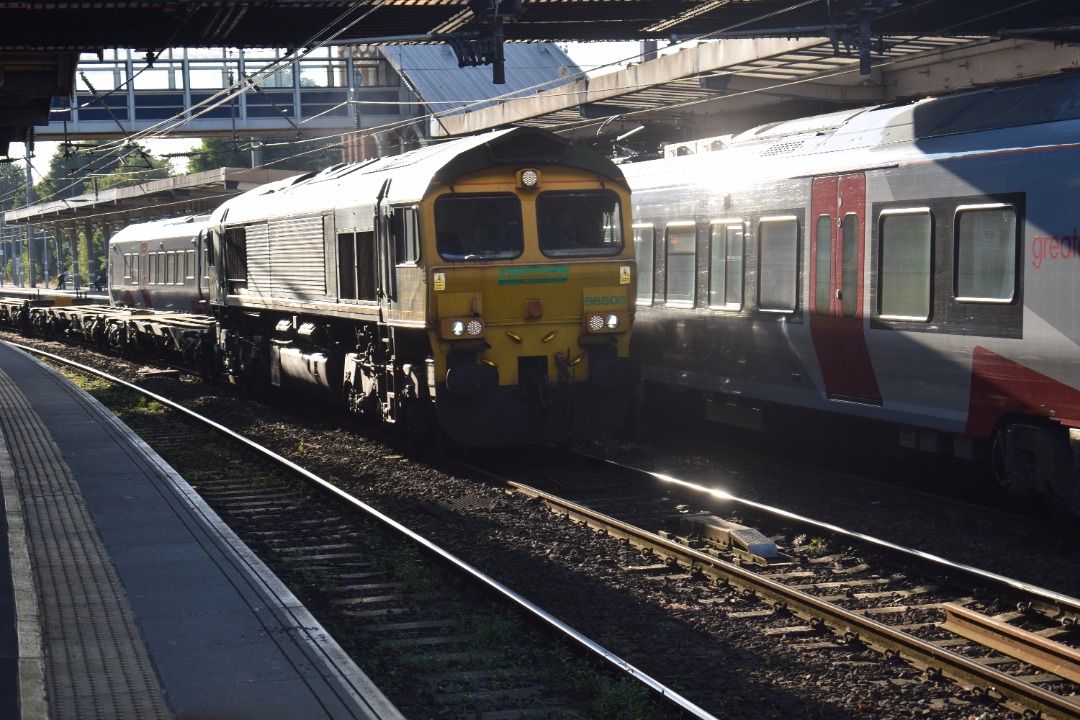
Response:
[[942, 603, 1080, 685], [635, 461, 1080, 616], [9, 341, 719, 720], [506, 478, 1080, 720]]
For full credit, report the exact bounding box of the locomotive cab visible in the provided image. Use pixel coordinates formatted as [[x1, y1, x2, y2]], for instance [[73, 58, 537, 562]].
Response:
[[424, 163, 640, 445]]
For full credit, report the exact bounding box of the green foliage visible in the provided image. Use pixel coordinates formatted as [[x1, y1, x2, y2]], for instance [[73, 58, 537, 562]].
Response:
[[32, 140, 174, 204], [186, 135, 343, 174], [185, 137, 250, 173], [381, 545, 438, 594], [547, 643, 664, 719], [0, 160, 25, 208]]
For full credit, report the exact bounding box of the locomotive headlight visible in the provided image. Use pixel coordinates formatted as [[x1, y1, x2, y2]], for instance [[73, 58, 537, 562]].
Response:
[[517, 168, 540, 189], [441, 317, 486, 339], [584, 311, 626, 333]]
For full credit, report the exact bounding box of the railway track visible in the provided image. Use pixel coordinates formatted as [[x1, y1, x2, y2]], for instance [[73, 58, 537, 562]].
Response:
[[478, 450, 1080, 719], [10, 332, 1080, 718], [13, 341, 708, 720]]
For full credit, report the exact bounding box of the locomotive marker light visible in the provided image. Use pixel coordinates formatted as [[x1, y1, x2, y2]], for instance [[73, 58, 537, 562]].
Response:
[[585, 311, 626, 332], [442, 317, 485, 338], [516, 168, 540, 189]]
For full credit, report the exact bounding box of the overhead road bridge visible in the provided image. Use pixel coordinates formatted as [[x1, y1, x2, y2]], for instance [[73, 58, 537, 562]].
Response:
[[2, 0, 1080, 156]]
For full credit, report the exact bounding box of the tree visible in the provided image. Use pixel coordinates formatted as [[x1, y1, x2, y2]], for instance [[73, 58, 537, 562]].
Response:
[[33, 141, 174, 203], [186, 137, 250, 173], [0, 160, 25, 208], [0, 160, 26, 284], [94, 148, 172, 191], [187, 135, 342, 174]]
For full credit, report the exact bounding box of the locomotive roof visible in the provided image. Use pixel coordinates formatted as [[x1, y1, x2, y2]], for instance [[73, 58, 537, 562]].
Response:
[[212, 127, 624, 225], [625, 73, 1080, 186]]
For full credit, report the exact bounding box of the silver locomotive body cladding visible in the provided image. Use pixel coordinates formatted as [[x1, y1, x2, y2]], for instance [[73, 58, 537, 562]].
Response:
[[624, 74, 1080, 516]]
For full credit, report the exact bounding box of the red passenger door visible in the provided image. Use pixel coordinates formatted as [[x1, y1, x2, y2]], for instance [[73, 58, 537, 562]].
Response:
[[808, 175, 881, 404]]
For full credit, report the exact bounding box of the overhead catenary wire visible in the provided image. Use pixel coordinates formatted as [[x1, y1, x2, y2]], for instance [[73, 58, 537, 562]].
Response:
[[5, 0, 822, 204], [4, 0, 1058, 218]]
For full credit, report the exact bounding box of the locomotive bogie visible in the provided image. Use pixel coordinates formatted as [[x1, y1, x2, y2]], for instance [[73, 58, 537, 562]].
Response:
[[624, 74, 1080, 517]]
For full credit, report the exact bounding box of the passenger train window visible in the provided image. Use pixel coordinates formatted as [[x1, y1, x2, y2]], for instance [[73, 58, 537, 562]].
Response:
[[124, 253, 138, 282], [664, 223, 696, 306], [878, 209, 932, 321], [841, 214, 859, 317], [955, 204, 1016, 302], [709, 222, 743, 310], [435, 193, 523, 260], [537, 190, 624, 258], [758, 217, 798, 312], [814, 215, 832, 315], [633, 225, 654, 305]]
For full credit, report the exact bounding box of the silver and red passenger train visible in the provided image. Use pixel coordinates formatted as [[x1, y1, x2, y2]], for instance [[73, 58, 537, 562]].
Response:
[[12, 127, 640, 447], [623, 73, 1080, 517]]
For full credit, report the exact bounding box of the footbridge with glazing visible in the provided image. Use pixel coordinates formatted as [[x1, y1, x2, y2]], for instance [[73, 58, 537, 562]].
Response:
[[37, 47, 405, 141]]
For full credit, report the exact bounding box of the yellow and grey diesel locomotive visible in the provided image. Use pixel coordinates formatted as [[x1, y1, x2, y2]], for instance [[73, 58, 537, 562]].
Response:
[[203, 127, 639, 446]]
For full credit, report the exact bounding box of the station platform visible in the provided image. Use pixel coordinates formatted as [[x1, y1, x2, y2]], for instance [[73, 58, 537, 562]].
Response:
[[0, 340, 403, 720]]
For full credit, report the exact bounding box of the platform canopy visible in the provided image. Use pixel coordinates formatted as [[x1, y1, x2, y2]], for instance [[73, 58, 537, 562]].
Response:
[[2, 0, 1078, 155]]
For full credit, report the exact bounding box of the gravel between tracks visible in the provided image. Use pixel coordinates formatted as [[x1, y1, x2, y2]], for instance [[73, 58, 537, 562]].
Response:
[[14, 335, 1080, 720]]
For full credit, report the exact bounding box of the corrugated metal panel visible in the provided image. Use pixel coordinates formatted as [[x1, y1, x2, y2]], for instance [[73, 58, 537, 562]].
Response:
[[267, 215, 326, 297], [383, 43, 580, 117], [246, 222, 271, 295]]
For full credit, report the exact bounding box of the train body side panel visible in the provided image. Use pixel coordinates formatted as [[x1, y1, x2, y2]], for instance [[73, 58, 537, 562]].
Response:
[[627, 107, 1080, 444]]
